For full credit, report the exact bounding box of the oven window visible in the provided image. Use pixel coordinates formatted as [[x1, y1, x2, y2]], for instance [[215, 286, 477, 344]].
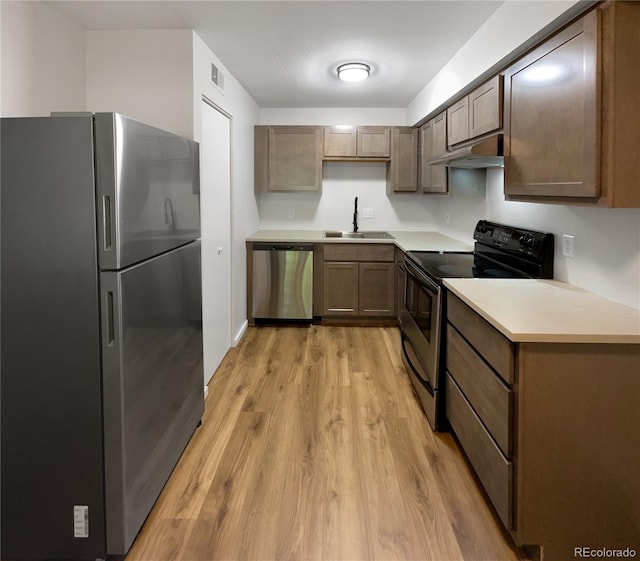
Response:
[[406, 273, 435, 344]]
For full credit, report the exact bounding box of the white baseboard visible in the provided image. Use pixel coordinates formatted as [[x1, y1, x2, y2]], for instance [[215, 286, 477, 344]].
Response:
[[233, 319, 249, 347]]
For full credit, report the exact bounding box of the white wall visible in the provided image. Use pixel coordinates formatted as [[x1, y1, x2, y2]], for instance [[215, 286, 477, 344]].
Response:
[[86, 30, 193, 139], [406, 0, 581, 125], [0, 1, 86, 116], [258, 161, 440, 231], [192, 33, 261, 345]]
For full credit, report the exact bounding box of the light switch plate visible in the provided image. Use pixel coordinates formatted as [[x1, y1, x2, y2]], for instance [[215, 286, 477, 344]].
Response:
[[363, 208, 374, 219], [562, 234, 575, 257]]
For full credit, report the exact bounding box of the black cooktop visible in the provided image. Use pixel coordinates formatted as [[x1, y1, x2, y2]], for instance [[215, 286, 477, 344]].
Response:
[[406, 251, 475, 280], [405, 220, 555, 283]]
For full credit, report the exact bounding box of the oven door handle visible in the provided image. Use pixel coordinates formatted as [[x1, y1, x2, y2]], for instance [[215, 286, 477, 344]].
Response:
[[405, 259, 440, 295], [401, 339, 434, 397]]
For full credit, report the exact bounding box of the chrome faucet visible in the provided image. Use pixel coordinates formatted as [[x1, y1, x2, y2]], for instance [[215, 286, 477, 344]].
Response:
[[353, 196, 358, 232]]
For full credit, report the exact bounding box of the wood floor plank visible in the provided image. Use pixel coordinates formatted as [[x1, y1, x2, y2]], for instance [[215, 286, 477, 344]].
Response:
[[321, 381, 374, 561], [125, 326, 531, 561]]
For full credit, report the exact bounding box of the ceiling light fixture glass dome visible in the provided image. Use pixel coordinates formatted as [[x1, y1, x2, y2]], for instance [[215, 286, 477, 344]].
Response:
[[337, 62, 370, 82]]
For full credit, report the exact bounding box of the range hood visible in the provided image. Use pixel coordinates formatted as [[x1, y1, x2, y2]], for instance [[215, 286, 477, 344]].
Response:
[[430, 134, 504, 169]]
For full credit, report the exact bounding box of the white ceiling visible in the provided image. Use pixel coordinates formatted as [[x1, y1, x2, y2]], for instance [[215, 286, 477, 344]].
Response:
[[47, 1, 504, 108]]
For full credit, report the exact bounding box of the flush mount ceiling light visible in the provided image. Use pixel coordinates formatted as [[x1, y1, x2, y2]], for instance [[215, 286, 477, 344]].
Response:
[[337, 62, 370, 82]]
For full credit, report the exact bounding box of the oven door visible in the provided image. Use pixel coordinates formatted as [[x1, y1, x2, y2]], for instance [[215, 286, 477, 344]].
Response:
[[399, 258, 442, 393]]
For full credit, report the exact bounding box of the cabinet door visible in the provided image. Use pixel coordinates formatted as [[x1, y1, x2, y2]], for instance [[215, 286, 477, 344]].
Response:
[[418, 121, 433, 191], [356, 127, 390, 157], [388, 127, 418, 193], [268, 127, 323, 191], [504, 12, 599, 198], [419, 119, 448, 194], [359, 262, 395, 317], [322, 262, 359, 316], [324, 127, 357, 157], [431, 112, 447, 158], [396, 261, 406, 321], [469, 75, 503, 139], [429, 164, 448, 194], [447, 97, 469, 147]]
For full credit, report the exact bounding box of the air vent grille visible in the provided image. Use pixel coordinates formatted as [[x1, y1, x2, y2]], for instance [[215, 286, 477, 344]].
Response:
[[211, 62, 224, 91]]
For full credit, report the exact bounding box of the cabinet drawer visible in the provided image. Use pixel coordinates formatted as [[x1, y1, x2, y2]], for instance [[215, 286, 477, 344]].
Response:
[[447, 293, 514, 384], [446, 324, 512, 457], [446, 373, 512, 529], [323, 243, 395, 262]]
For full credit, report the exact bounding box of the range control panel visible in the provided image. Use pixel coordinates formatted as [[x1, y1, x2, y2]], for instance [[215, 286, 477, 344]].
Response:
[[473, 220, 554, 258]]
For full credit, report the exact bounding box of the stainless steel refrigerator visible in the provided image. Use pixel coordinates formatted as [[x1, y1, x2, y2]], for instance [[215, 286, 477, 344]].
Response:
[[1, 113, 204, 560]]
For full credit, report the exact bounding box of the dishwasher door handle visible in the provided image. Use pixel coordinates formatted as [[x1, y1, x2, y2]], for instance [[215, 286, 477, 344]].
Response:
[[253, 242, 313, 252]]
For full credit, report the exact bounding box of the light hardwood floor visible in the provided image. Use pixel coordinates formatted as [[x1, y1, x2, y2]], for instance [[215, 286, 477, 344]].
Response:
[[125, 326, 530, 561]]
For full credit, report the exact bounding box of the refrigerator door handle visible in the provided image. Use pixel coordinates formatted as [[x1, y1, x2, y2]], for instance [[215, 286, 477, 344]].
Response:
[[106, 291, 115, 346], [101, 275, 121, 356], [102, 195, 113, 252]]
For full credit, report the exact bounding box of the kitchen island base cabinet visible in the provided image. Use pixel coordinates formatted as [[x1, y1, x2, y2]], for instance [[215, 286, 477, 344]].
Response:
[[445, 293, 640, 561]]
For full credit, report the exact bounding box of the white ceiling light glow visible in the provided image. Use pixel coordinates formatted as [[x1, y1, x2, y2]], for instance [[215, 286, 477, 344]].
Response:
[[337, 63, 371, 82]]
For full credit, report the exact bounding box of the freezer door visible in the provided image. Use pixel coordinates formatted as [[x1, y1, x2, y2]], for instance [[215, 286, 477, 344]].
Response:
[[101, 241, 204, 554], [95, 113, 201, 270]]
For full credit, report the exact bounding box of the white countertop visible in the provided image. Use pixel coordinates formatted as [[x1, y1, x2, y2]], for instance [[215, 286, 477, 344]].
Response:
[[246, 229, 473, 253], [444, 278, 640, 344]]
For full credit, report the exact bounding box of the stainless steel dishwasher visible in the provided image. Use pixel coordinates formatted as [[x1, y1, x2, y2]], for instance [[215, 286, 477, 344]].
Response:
[[252, 243, 313, 320]]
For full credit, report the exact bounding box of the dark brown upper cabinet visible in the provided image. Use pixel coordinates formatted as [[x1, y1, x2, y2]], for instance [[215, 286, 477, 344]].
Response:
[[447, 75, 503, 149], [323, 126, 390, 159], [254, 126, 323, 192], [418, 113, 448, 194], [387, 127, 418, 193], [503, 1, 640, 207], [503, 12, 599, 200]]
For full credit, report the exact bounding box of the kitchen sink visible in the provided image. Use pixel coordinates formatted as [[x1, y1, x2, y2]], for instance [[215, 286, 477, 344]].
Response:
[[323, 230, 395, 240]]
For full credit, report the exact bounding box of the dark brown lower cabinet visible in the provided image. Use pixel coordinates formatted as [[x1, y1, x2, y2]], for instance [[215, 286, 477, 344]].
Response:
[[358, 263, 395, 316], [322, 261, 394, 317], [322, 262, 359, 316], [395, 249, 406, 321], [446, 293, 640, 561], [321, 243, 396, 320]]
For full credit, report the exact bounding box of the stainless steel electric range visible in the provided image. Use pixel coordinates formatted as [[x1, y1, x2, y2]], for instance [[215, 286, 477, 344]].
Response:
[[399, 220, 554, 430]]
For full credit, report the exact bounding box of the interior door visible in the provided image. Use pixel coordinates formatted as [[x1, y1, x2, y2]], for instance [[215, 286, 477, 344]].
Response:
[[201, 100, 232, 384]]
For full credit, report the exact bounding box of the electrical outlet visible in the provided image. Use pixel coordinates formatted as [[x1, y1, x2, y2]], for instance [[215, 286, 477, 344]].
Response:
[[562, 234, 575, 257], [444, 212, 451, 225], [287, 208, 295, 219], [363, 208, 374, 219]]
